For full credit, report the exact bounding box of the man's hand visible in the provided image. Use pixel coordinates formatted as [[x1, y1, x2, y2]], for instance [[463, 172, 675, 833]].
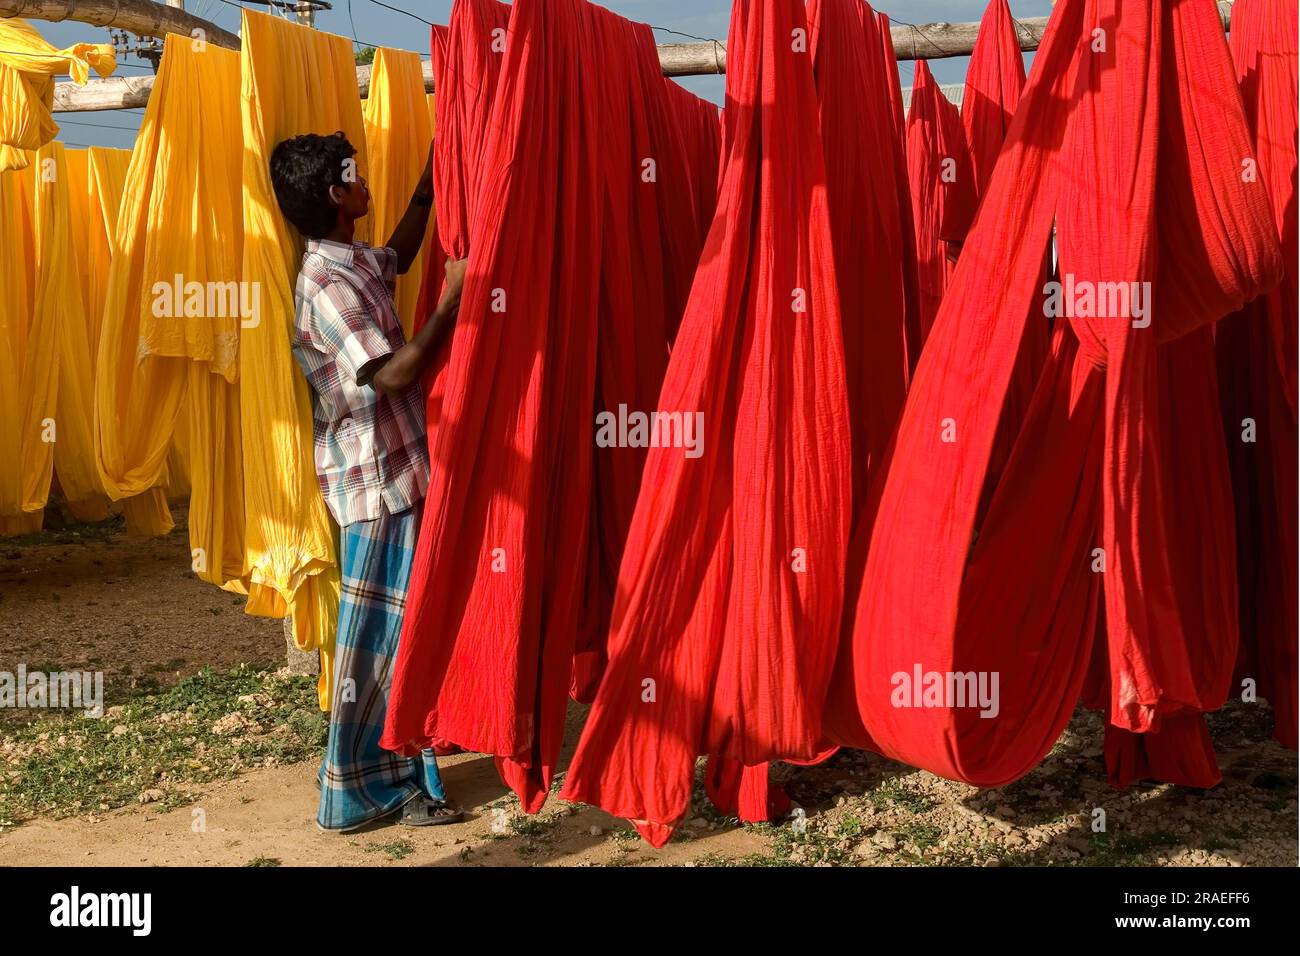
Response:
[[441, 256, 468, 308], [371, 254, 469, 399]]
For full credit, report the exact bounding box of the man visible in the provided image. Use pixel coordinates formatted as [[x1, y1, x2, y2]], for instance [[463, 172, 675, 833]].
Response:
[[270, 131, 466, 831]]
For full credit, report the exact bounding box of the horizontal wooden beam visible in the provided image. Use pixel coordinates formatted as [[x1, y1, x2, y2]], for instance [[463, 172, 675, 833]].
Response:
[[18, 0, 1236, 113], [0, 0, 239, 49]]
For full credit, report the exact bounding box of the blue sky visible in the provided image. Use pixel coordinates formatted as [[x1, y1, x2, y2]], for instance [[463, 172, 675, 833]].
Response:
[[33, 0, 1052, 150]]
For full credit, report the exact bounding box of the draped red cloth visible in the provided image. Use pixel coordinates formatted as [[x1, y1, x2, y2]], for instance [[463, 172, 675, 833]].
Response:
[[906, 60, 976, 344], [561, 0, 851, 846], [573, 15, 718, 703], [414, 0, 510, 336], [1216, 0, 1298, 750], [957, 0, 1046, 503], [383, 0, 604, 812], [412, 0, 510, 470], [664, 81, 723, 259], [875, 11, 922, 373], [386, 0, 725, 812], [411, 25, 449, 336], [810, 0, 907, 530], [796, 0, 914, 762], [841, 0, 1281, 789], [961, 0, 1026, 204], [876, 12, 906, 150]]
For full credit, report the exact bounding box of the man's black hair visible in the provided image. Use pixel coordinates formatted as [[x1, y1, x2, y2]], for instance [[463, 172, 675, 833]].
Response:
[[269, 131, 358, 240]]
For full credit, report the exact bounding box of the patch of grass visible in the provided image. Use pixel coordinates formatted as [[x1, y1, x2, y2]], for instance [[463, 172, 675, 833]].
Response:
[[836, 815, 865, 839], [894, 822, 943, 851], [2, 514, 127, 547], [365, 839, 415, 861], [244, 857, 281, 867], [868, 777, 935, 814], [510, 815, 552, 838], [689, 851, 797, 868], [767, 823, 852, 866], [0, 666, 325, 827], [1079, 829, 1182, 866]]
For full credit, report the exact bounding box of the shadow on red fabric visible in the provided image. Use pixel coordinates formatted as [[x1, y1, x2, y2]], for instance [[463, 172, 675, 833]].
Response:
[[1215, 0, 1298, 751], [561, 0, 851, 847]]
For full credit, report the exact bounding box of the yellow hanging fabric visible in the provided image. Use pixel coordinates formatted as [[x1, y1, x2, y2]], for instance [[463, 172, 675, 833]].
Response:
[[40, 144, 109, 523], [0, 512, 42, 536], [119, 489, 174, 535], [362, 48, 432, 338], [94, 35, 245, 583], [241, 10, 370, 708], [65, 148, 97, 335], [77, 148, 132, 358], [0, 160, 38, 522], [68, 146, 175, 534], [0, 155, 58, 517], [0, 19, 115, 173], [167, 412, 193, 501]]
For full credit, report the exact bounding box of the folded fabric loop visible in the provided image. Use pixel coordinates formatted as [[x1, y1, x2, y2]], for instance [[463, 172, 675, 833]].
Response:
[[0, 19, 116, 173], [843, 0, 1280, 788]]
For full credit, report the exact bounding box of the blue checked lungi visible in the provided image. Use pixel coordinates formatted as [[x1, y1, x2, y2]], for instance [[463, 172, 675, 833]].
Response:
[[318, 503, 446, 830]]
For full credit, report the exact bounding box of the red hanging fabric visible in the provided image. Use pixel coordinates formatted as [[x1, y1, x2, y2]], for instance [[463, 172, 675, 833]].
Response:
[[810, 0, 908, 517], [1216, 0, 1298, 750], [960, 0, 1026, 205], [414, 1, 510, 339], [663, 79, 722, 254], [793, 0, 915, 763], [876, 12, 906, 150], [956, 0, 1047, 507], [874, 11, 922, 375], [412, 23, 450, 333], [841, 0, 1281, 789], [561, 0, 851, 847], [383, 0, 604, 812], [574, 14, 709, 702], [906, 60, 976, 345]]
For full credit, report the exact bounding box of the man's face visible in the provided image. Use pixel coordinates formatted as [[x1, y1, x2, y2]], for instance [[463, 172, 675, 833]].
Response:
[[333, 174, 370, 221]]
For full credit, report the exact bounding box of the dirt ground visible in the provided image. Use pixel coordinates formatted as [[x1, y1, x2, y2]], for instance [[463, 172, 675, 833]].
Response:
[[1, 517, 1296, 867], [0, 511, 277, 726]]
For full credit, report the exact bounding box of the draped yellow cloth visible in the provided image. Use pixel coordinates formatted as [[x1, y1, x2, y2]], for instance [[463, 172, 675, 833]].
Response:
[[241, 11, 374, 707], [0, 19, 115, 173], [64, 147, 175, 534], [0, 157, 57, 520], [0, 158, 52, 522], [363, 48, 432, 338], [38, 144, 108, 523], [95, 35, 245, 584]]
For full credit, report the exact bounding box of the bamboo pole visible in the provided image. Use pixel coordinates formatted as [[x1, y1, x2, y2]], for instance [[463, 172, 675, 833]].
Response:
[[14, 0, 1237, 113]]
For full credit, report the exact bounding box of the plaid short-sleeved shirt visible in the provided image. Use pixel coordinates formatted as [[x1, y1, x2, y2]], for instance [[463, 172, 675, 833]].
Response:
[[292, 239, 429, 527]]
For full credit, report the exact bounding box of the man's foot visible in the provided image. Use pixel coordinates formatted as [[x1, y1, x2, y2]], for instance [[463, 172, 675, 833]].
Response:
[[400, 798, 464, 827]]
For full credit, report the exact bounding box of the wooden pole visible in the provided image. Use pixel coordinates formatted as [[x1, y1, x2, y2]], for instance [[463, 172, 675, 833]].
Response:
[[16, 0, 1237, 113], [0, 0, 239, 49]]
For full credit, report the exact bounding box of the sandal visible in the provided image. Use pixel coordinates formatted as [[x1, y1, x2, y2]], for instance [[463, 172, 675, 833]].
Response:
[[400, 798, 464, 827]]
